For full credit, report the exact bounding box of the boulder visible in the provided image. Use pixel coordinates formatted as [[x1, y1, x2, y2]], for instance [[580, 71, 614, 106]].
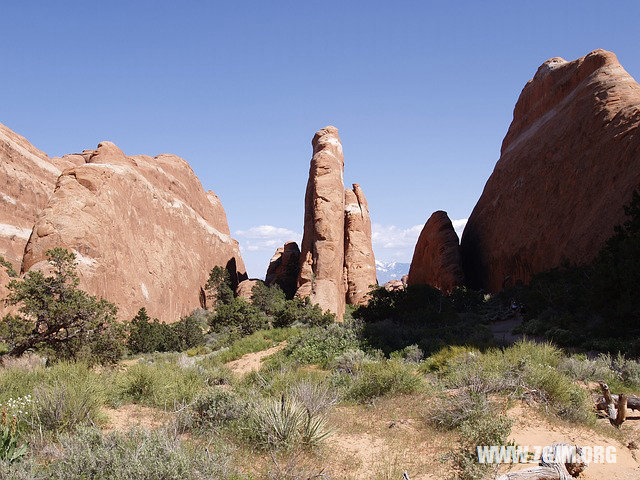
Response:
[[265, 241, 300, 299], [236, 279, 261, 301], [21, 141, 246, 322], [296, 126, 346, 319], [461, 49, 640, 292], [344, 184, 377, 304], [408, 211, 464, 293]]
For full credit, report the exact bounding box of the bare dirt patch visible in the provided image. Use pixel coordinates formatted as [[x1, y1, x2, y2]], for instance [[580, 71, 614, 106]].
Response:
[[102, 404, 168, 433]]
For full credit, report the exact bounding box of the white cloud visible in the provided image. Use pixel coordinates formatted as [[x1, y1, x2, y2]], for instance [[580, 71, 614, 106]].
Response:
[[372, 218, 468, 264], [372, 223, 423, 249], [452, 218, 468, 239], [235, 225, 302, 252]]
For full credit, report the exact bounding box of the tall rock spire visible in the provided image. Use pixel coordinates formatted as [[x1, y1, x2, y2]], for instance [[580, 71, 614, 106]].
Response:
[[344, 183, 377, 304], [296, 126, 346, 319]]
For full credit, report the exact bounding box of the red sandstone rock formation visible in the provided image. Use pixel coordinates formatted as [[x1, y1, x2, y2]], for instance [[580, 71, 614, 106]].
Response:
[[265, 241, 300, 299], [408, 211, 464, 293], [0, 124, 60, 278], [236, 279, 260, 301], [344, 184, 377, 304], [20, 140, 246, 322], [296, 126, 346, 319], [461, 49, 640, 292]]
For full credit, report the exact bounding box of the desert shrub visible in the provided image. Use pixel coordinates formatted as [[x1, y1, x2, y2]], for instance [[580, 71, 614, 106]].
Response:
[[345, 359, 423, 402], [251, 282, 286, 316], [272, 297, 334, 328], [26, 362, 107, 432], [288, 381, 338, 416], [117, 362, 206, 408], [0, 248, 124, 365], [0, 256, 18, 278], [26, 427, 240, 480], [331, 349, 369, 374], [439, 341, 593, 424], [209, 298, 269, 337], [250, 394, 331, 451], [281, 324, 361, 367], [127, 309, 205, 354], [423, 346, 479, 374], [431, 391, 512, 480], [177, 388, 248, 433], [390, 344, 424, 363]]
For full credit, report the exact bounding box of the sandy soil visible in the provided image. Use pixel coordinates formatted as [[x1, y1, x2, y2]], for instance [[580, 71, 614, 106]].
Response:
[[225, 341, 287, 376], [102, 404, 168, 433], [498, 403, 640, 479]]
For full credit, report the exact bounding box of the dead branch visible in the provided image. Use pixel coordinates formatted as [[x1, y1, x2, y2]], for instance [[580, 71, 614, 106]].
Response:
[[496, 443, 587, 480], [598, 382, 629, 427]]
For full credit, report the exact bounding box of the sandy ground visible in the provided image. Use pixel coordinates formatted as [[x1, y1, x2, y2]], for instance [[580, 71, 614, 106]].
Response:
[[225, 341, 287, 375], [102, 404, 168, 432], [498, 404, 640, 479]]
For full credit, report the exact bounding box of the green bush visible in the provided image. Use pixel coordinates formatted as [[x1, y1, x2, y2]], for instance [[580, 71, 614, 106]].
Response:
[[281, 324, 361, 367], [178, 388, 248, 433], [209, 298, 269, 337], [117, 362, 206, 408], [272, 297, 334, 328], [18, 427, 241, 480], [0, 248, 124, 365], [27, 362, 107, 432], [346, 359, 423, 402], [127, 309, 205, 354]]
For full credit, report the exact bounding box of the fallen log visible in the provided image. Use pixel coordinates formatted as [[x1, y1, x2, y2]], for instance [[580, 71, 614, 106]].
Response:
[[496, 443, 587, 480]]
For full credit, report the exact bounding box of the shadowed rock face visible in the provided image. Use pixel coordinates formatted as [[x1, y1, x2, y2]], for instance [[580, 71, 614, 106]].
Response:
[[296, 126, 346, 319], [408, 211, 464, 293], [20, 141, 246, 322], [265, 241, 300, 299], [344, 184, 377, 304], [461, 49, 640, 292]]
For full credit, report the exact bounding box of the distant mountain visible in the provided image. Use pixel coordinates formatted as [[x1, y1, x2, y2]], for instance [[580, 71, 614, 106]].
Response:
[[375, 261, 410, 285]]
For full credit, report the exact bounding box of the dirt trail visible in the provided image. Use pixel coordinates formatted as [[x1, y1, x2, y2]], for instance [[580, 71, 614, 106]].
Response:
[[225, 341, 287, 376]]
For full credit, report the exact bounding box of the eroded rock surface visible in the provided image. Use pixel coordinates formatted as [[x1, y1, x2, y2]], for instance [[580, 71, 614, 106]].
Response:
[[21, 141, 246, 321], [408, 211, 464, 293], [344, 184, 377, 304], [296, 127, 346, 319], [236, 279, 260, 301], [461, 49, 640, 291]]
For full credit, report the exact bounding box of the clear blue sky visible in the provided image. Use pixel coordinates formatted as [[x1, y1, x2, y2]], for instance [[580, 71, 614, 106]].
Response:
[[2, 1, 639, 277]]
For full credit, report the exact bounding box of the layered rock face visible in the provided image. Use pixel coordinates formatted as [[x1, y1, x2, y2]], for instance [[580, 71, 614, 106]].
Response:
[[344, 184, 377, 304], [20, 141, 246, 322], [265, 241, 300, 298], [461, 49, 640, 292], [297, 127, 347, 319], [0, 124, 61, 277], [408, 211, 464, 293]]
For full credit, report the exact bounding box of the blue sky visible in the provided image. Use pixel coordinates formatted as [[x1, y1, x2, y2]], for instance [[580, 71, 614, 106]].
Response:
[[2, 1, 639, 277]]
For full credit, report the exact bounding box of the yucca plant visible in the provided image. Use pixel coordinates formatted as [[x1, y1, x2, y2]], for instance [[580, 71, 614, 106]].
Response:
[[252, 394, 331, 451]]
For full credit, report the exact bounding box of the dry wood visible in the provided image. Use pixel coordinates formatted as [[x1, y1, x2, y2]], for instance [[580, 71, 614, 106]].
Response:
[[496, 443, 587, 480], [598, 382, 629, 427]]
